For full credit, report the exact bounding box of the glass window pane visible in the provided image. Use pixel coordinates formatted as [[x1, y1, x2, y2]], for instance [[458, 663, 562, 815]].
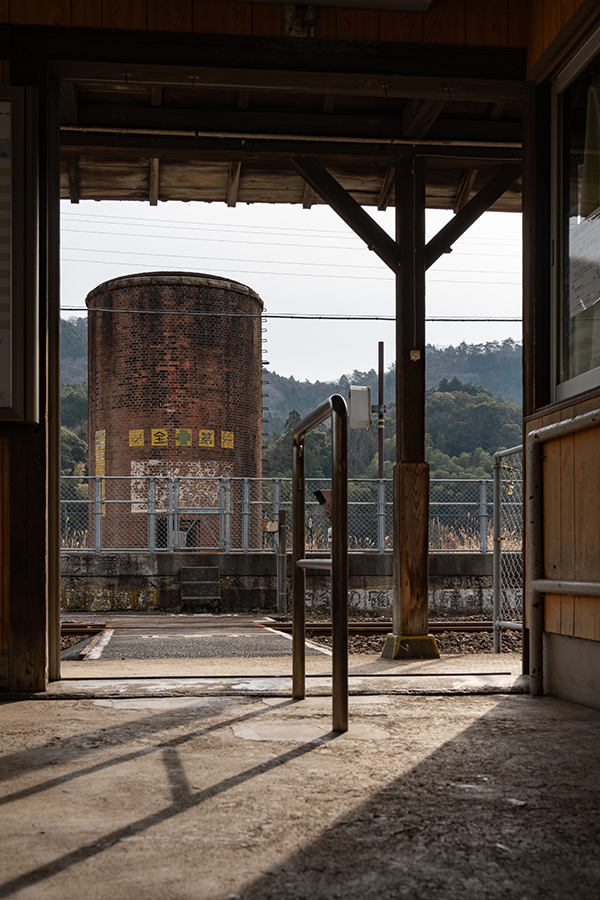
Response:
[[561, 58, 600, 385]]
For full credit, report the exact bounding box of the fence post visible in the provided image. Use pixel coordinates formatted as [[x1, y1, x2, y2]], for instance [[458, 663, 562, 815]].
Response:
[[173, 477, 181, 550], [273, 478, 280, 519], [148, 477, 156, 551], [479, 479, 489, 553], [218, 477, 225, 550], [377, 478, 386, 553], [277, 508, 287, 613], [492, 453, 501, 653], [94, 476, 102, 552], [242, 477, 250, 552], [166, 477, 174, 552], [225, 477, 232, 552]]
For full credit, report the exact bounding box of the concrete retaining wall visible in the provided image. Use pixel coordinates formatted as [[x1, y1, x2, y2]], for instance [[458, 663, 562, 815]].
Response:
[[60, 551, 499, 614]]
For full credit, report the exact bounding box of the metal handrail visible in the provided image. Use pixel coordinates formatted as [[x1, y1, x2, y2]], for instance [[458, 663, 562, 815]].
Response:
[[292, 394, 348, 733]]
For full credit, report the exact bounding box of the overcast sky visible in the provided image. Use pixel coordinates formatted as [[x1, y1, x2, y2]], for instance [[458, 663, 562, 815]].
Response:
[[60, 199, 522, 383]]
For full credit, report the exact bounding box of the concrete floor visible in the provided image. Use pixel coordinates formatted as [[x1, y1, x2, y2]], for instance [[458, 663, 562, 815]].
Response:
[[1, 652, 599, 899]]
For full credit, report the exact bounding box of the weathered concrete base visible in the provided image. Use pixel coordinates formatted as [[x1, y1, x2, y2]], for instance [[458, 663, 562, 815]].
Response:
[[381, 633, 441, 660], [544, 633, 600, 711], [61, 551, 501, 614]]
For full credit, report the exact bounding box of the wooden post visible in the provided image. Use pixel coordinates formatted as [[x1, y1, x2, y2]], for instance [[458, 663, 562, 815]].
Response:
[[383, 156, 439, 659]]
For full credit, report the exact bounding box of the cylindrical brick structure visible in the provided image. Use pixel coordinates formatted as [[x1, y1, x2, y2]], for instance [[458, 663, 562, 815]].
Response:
[[86, 272, 263, 550]]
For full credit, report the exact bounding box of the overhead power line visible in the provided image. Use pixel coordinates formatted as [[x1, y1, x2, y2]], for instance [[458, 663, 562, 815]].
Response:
[[61, 305, 521, 323]]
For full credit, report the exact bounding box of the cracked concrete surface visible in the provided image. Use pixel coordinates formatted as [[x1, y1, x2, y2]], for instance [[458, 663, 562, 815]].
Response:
[[1, 684, 599, 899]]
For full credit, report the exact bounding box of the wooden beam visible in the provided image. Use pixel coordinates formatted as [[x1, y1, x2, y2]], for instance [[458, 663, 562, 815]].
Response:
[[54, 63, 526, 105], [490, 101, 504, 120], [425, 164, 521, 268], [322, 93, 336, 113], [149, 158, 159, 205], [402, 99, 446, 139], [238, 89, 250, 110], [377, 166, 395, 211], [151, 86, 162, 107], [60, 81, 78, 124], [302, 183, 316, 209], [76, 104, 521, 146], [226, 160, 241, 208], [387, 157, 437, 658], [67, 155, 80, 203], [453, 168, 478, 214], [291, 156, 402, 274], [61, 131, 523, 164]]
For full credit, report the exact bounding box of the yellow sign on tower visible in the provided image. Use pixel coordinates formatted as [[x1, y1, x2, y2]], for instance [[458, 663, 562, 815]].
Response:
[[151, 428, 168, 446], [199, 430, 214, 448]]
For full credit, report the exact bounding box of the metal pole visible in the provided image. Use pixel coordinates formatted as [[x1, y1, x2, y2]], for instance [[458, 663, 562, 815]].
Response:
[[527, 438, 544, 696], [479, 479, 488, 553], [331, 396, 349, 733], [292, 438, 306, 700], [166, 477, 174, 552], [492, 453, 502, 653], [173, 477, 180, 550], [378, 340, 385, 480], [277, 509, 287, 614], [225, 477, 232, 553], [219, 477, 225, 550], [377, 478, 386, 553], [94, 476, 102, 552], [242, 477, 250, 552], [148, 476, 156, 551]]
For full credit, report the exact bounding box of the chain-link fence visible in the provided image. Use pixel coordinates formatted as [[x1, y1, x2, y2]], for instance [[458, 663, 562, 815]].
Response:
[[492, 446, 524, 651], [61, 474, 497, 553]]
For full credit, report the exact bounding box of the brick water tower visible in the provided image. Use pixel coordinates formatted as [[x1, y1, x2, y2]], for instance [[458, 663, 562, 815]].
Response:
[[86, 272, 264, 549]]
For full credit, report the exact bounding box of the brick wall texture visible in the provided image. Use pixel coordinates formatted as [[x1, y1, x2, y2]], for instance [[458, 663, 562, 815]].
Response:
[[86, 272, 264, 547]]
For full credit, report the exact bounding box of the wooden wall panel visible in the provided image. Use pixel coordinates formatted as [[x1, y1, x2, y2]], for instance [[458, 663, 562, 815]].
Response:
[[544, 596, 562, 634], [465, 0, 508, 47], [252, 3, 282, 37], [336, 9, 379, 41], [148, 0, 192, 31], [527, 0, 545, 66], [193, 1, 251, 34], [102, 0, 147, 29], [507, 0, 529, 46], [0, 60, 8, 85], [0, 1, 8, 24], [559, 431, 575, 635], [574, 596, 600, 640], [72, 0, 102, 27], [574, 425, 600, 584], [529, 399, 600, 643], [424, 0, 465, 44], [10, 0, 71, 26], [379, 11, 422, 43], [0, 437, 8, 656], [315, 7, 336, 39]]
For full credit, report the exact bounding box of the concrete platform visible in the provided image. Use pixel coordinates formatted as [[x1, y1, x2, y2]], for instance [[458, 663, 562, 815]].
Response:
[[1, 686, 598, 899]]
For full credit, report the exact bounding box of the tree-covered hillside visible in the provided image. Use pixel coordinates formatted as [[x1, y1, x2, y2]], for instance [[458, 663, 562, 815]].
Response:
[[263, 338, 521, 434], [262, 377, 522, 481]]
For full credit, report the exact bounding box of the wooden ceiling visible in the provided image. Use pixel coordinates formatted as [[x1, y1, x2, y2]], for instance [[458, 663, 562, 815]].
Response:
[[58, 44, 525, 212]]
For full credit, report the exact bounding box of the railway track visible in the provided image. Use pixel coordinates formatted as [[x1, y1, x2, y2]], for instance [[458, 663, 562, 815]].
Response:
[[276, 621, 494, 636]]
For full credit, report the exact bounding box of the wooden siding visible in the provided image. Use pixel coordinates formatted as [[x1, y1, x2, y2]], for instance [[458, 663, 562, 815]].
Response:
[[527, 0, 588, 68], [527, 396, 600, 644], [0, 0, 530, 47], [0, 437, 8, 687]]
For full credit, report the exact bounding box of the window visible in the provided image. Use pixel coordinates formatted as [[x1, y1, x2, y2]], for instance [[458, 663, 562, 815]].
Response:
[[556, 32, 600, 400]]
